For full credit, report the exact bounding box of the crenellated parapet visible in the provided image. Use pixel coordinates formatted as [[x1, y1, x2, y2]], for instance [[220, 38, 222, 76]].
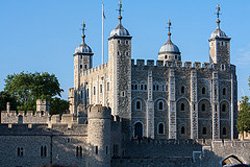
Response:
[[131, 59, 219, 71], [82, 63, 108, 76], [88, 104, 111, 119]]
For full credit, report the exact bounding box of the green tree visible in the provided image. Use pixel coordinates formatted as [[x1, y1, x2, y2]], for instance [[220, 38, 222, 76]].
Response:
[[237, 96, 250, 134], [4, 72, 63, 111], [0, 91, 17, 111], [50, 97, 69, 115]]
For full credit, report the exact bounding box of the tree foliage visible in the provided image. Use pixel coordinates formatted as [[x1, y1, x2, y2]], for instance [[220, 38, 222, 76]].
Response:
[[237, 96, 250, 133], [0, 91, 17, 111], [50, 97, 69, 115], [3, 72, 63, 111]]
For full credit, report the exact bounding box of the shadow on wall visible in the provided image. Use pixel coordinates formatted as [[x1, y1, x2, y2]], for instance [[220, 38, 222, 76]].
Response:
[[0, 123, 98, 167]]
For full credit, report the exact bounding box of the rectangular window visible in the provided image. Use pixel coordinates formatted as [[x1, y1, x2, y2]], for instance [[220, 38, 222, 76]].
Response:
[[17, 147, 24, 157], [95, 146, 98, 155], [107, 82, 110, 91], [106, 146, 108, 155], [100, 84, 103, 93]]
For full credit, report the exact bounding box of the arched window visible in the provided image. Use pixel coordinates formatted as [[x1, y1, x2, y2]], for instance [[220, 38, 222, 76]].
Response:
[[202, 127, 207, 135], [222, 127, 227, 136], [136, 100, 142, 110], [222, 104, 226, 112], [181, 126, 185, 134], [158, 123, 164, 135], [156, 85, 159, 91], [144, 84, 147, 90], [201, 104, 206, 111], [222, 88, 226, 96], [158, 101, 164, 111], [134, 122, 143, 138], [181, 103, 185, 111], [181, 86, 185, 94], [141, 84, 143, 90], [202, 87, 206, 94], [134, 84, 138, 90]]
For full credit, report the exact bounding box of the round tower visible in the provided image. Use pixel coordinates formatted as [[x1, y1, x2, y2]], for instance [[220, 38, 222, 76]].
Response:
[[87, 105, 111, 167], [158, 20, 181, 65]]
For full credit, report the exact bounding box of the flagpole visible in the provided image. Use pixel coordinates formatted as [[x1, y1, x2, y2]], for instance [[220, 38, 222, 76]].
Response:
[[102, 1, 104, 64]]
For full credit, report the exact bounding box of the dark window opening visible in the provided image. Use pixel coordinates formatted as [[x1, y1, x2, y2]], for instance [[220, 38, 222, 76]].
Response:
[[153, 85, 155, 91], [222, 104, 226, 112], [141, 85, 143, 90], [181, 103, 185, 111], [202, 127, 207, 135], [156, 85, 159, 91], [158, 101, 163, 110], [100, 84, 103, 93], [144, 85, 147, 90], [136, 101, 141, 110], [201, 104, 206, 111], [181, 86, 185, 94], [181, 127, 185, 134], [223, 88, 226, 96], [80, 65, 82, 69], [202, 87, 206, 94], [84, 65, 87, 69], [107, 82, 110, 91], [135, 84, 137, 90], [17, 147, 24, 157], [95, 146, 98, 155], [158, 123, 164, 134], [41, 146, 47, 157], [93, 87, 96, 95], [134, 122, 143, 138], [106, 146, 108, 155]]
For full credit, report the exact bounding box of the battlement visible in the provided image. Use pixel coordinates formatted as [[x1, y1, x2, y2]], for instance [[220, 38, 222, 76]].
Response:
[[82, 63, 108, 76], [0, 123, 88, 136], [88, 104, 111, 119], [131, 59, 222, 71]]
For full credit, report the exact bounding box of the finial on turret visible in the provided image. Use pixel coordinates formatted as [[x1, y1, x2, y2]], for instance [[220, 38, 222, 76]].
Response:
[[118, 0, 123, 24], [216, 4, 221, 29], [81, 21, 86, 44], [167, 19, 172, 40]]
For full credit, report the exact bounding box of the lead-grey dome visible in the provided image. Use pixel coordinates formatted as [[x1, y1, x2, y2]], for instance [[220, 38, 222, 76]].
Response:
[[74, 43, 92, 54], [159, 40, 180, 54], [210, 28, 228, 39], [110, 24, 130, 38]]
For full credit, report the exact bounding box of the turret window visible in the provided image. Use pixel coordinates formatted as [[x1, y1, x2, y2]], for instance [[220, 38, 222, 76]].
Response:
[[125, 40, 129, 45], [80, 65, 83, 69]]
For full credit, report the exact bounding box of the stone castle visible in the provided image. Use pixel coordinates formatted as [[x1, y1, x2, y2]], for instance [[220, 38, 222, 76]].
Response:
[[0, 2, 249, 167]]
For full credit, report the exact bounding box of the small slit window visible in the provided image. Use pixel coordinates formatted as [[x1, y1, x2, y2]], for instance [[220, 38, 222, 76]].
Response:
[[222, 127, 227, 136], [222, 104, 226, 112], [202, 127, 207, 135], [136, 100, 142, 110], [158, 101, 163, 111]]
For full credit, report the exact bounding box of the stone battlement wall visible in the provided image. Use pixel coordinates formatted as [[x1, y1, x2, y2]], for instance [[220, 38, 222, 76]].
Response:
[[0, 123, 88, 136], [82, 63, 108, 76], [131, 59, 236, 72]]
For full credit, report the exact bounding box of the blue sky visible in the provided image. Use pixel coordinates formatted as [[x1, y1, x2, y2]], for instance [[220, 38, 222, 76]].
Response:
[[0, 1, 249, 100]]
